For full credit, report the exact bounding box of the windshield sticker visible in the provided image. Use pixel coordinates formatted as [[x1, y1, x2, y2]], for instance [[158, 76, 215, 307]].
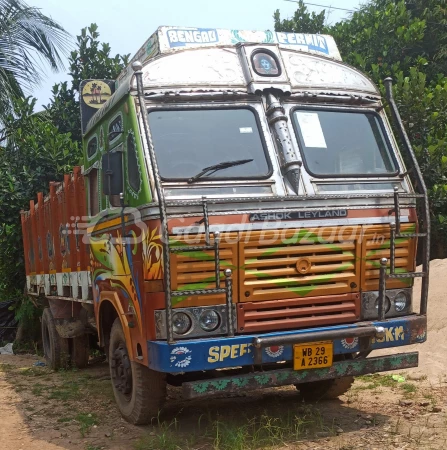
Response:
[[276, 33, 329, 54], [296, 112, 327, 148], [239, 127, 253, 134], [167, 28, 218, 47]]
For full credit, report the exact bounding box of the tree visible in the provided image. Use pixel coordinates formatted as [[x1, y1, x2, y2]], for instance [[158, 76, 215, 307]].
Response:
[[0, 97, 80, 313], [274, 0, 447, 257], [0, 0, 70, 122], [274, 0, 326, 34], [46, 23, 129, 145]]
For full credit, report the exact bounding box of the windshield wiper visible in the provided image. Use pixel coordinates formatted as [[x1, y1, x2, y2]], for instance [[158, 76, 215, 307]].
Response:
[[187, 159, 253, 184]]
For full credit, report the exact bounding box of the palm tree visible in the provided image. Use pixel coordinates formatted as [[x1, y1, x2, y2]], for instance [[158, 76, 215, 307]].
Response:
[[91, 82, 97, 103], [0, 0, 70, 123]]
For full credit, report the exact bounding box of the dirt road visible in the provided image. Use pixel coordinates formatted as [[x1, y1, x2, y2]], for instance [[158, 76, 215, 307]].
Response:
[[0, 260, 445, 450]]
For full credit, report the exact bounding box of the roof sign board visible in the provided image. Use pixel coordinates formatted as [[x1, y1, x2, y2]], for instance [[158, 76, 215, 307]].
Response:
[[116, 26, 342, 88]]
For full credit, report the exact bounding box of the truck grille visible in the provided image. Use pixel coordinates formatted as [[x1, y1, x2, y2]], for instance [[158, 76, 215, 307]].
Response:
[[361, 223, 416, 291], [237, 293, 360, 333], [170, 235, 238, 307], [239, 227, 360, 302]]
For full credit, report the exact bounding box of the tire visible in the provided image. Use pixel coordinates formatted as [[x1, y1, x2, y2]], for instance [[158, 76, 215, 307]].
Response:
[[71, 334, 90, 368], [296, 354, 354, 401], [297, 376, 354, 401], [41, 308, 69, 370], [109, 318, 166, 424]]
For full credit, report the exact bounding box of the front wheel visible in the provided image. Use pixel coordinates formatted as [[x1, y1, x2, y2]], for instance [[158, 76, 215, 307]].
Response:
[[295, 354, 354, 401], [296, 376, 354, 401], [109, 318, 166, 424]]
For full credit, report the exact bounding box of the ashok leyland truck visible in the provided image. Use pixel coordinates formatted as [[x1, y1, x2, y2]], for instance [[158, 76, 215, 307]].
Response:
[[21, 27, 429, 424]]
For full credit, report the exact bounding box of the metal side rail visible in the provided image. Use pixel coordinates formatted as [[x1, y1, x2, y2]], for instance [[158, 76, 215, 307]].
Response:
[[385, 78, 430, 316], [389, 187, 428, 281]]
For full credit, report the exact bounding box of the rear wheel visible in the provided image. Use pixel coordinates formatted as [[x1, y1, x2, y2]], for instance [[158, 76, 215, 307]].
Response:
[[41, 308, 69, 370], [71, 334, 90, 368], [109, 318, 166, 424]]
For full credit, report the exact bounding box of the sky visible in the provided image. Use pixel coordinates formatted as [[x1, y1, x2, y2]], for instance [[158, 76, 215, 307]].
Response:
[[30, 0, 362, 110]]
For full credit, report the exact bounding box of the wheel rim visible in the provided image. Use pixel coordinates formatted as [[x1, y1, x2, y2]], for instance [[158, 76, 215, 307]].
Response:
[[111, 341, 133, 402]]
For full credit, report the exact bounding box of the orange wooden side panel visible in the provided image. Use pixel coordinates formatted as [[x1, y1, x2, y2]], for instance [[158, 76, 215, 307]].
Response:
[[20, 167, 90, 292]]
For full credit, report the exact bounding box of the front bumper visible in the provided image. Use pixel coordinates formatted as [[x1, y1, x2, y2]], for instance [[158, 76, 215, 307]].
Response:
[[183, 352, 419, 399], [147, 315, 426, 373]]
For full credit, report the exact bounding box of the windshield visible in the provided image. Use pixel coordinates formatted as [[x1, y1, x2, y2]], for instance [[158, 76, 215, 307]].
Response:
[[291, 109, 398, 177], [148, 108, 271, 181]]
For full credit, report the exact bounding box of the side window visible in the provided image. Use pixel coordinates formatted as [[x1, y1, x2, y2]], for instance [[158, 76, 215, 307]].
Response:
[[102, 144, 124, 208], [87, 136, 98, 159], [127, 133, 141, 194], [108, 114, 123, 144], [88, 169, 99, 216]]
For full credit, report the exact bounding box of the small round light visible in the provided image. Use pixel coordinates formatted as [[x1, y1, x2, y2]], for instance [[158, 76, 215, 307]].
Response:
[[172, 312, 192, 335], [199, 310, 220, 332], [394, 291, 408, 312], [374, 296, 391, 314]]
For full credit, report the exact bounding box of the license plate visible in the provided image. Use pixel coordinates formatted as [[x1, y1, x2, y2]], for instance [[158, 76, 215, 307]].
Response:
[[293, 341, 333, 370]]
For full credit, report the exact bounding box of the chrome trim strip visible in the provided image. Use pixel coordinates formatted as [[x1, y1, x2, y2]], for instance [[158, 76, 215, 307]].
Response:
[[171, 216, 410, 235]]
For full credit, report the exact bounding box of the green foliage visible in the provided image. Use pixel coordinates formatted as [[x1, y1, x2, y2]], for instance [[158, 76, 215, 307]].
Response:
[[75, 412, 98, 437], [46, 23, 129, 144], [0, 23, 128, 326], [274, 0, 447, 257], [274, 0, 325, 34], [0, 97, 80, 305], [0, 0, 69, 122]]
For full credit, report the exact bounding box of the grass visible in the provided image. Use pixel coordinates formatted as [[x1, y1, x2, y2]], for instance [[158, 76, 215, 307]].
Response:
[[12, 340, 41, 356], [19, 367, 49, 377], [400, 383, 417, 395], [76, 412, 98, 437], [134, 407, 334, 450], [355, 374, 397, 390], [47, 381, 80, 401], [31, 383, 45, 396], [57, 416, 73, 423], [0, 363, 14, 372]]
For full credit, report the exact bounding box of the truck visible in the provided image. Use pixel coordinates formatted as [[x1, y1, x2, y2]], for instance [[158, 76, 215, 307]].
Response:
[[21, 27, 430, 425]]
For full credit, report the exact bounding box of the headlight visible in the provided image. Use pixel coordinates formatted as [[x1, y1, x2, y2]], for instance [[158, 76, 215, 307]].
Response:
[[155, 304, 235, 339], [374, 296, 391, 314], [362, 289, 412, 320], [172, 312, 192, 335], [394, 291, 408, 312], [199, 310, 220, 331]]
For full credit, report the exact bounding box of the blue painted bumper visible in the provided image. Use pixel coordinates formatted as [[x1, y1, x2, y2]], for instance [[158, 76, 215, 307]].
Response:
[[147, 315, 426, 373]]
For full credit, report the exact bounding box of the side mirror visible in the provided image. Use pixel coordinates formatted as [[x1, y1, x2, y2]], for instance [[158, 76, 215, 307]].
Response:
[[102, 151, 123, 196]]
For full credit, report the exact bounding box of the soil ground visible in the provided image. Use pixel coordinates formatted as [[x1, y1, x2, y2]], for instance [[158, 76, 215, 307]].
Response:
[[0, 260, 445, 450]]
